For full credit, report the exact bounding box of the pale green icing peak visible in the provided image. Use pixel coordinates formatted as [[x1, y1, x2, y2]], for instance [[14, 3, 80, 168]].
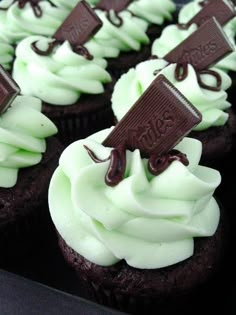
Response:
[[0, 39, 14, 70], [0, 95, 57, 188], [13, 36, 111, 105], [178, 0, 236, 36], [152, 23, 236, 72], [49, 128, 220, 269], [0, 0, 68, 44], [93, 9, 149, 56], [112, 59, 231, 131], [128, 0, 176, 25]]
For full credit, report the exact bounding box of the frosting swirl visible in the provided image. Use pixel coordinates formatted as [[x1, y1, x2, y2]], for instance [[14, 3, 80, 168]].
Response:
[[128, 0, 175, 25], [112, 59, 231, 131], [152, 23, 236, 73], [0, 39, 14, 70], [0, 0, 68, 44], [13, 35, 111, 105], [49, 128, 220, 269], [92, 9, 149, 57], [0, 95, 57, 188]]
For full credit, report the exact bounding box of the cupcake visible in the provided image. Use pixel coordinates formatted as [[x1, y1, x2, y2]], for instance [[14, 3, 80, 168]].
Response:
[[0, 0, 68, 45], [12, 34, 113, 146], [0, 67, 62, 266], [49, 76, 226, 313]]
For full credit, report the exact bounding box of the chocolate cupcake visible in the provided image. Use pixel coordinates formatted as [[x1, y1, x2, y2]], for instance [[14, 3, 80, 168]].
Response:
[[112, 18, 236, 170], [0, 67, 62, 266], [12, 2, 114, 146], [49, 76, 226, 314]]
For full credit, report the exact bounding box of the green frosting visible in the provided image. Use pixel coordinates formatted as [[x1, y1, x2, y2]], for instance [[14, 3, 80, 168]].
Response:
[[152, 23, 236, 73], [128, 0, 176, 25], [49, 128, 220, 269], [13, 35, 111, 105], [0, 39, 14, 70], [178, 0, 236, 36], [0, 95, 57, 188], [92, 9, 149, 57], [0, 0, 68, 44], [112, 59, 231, 131]]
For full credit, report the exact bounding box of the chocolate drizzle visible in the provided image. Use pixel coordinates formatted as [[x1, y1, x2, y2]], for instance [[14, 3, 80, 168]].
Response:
[[84, 145, 189, 186], [84, 145, 126, 187], [106, 11, 123, 27], [31, 39, 59, 56], [148, 150, 189, 176], [31, 39, 93, 59], [173, 62, 222, 91], [152, 58, 223, 91]]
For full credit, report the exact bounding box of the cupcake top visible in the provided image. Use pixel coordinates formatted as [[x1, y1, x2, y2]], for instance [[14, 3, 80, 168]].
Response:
[[178, 0, 236, 35], [51, 0, 176, 26], [152, 23, 236, 73], [49, 127, 220, 269], [0, 0, 68, 44], [0, 94, 57, 188], [112, 59, 231, 131], [12, 35, 111, 105], [92, 7, 150, 58], [0, 39, 14, 70]]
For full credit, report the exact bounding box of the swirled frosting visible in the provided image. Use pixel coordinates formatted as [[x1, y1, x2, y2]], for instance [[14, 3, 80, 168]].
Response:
[[112, 59, 231, 131], [0, 0, 68, 44], [152, 23, 236, 72], [0, 95, 57, 188], [0, 39, 14, 70], [51, 0, 175, 26], [128, 0, 175, 25], [12, 35, 111, 105], [49, 128, 221, 269], [178, 0, 236, 36], [92, 9, 149, 57]]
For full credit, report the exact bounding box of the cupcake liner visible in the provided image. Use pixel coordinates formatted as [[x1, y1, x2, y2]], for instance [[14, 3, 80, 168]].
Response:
[[57, 205, 227, 315], [0, 137, 62, 267], [46, 104, 114, 146], [107, 45, 152, 80]]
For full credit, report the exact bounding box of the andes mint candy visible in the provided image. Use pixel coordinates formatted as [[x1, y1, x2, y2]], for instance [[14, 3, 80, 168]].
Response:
[[0, 66, 20, 115], [103, 74, 202, 156], [164, 17, 234, 70], [54, 0, 102, 46]]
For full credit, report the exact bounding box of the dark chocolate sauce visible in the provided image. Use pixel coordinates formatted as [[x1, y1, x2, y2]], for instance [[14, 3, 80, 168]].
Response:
[[84, 145, 126, 187], [148, 150, 189, 176], [31, 39, 59, 56], [31, 39, 93, 59], [169, 62, 222, 91], [106, 11, 123, 27], [84, 145, 189, 186]]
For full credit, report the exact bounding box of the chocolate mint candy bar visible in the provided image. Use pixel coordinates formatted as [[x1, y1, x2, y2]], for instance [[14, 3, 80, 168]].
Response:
[[103, 75, 202, 156]]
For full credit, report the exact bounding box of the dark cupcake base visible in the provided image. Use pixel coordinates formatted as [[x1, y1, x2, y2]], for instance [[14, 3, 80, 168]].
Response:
[[42, 82, 115, 147], [0, 137, 63, 268], [107, 44, 152, 80], [189, 109, 236, 171], [56, 203, 227, 315]]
